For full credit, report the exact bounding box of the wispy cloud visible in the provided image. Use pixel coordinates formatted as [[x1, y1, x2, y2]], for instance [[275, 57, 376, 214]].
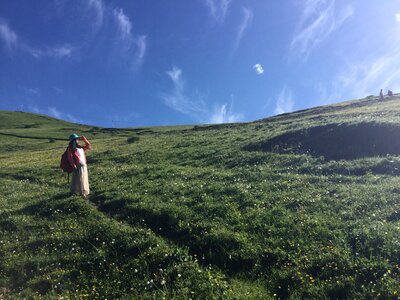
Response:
[[29, 105, 41, 114], [209, 102, 242, 124], [48, 107, 62, 119], [162, 66, 207, 118], [167, 66, 183, 88], [24, 45, 74, 58], [51, 46, 73, 57], [253, 63, 264, 75], [0, 19, 75, 58], [396, 13, 400, 23], [290, 0, 353, 62], [330, 49, 400, 101], [15, 102, 85, 124], [314, 8, 400, 104], [87, 2, 146, 67], [274, 87, 294, 115], [232, 7, 253, 55], [0, 20, 18, 51], [5, 1, 145, 69], [204, 0, 217, 18], [204, 0, 232, 22], [47, 107, 83, 124], [87, 0, 105, 31], [26, 88, 41, 96], [112, 8, 147, 68], [114, 8, 132, 41], [134, 35, 147, 64], [162, 66, 242, 123]]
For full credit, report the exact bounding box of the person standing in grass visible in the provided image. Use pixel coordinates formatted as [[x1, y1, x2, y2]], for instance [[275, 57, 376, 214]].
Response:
[[67, 133, 91, 198], [379, 89, 384, 101]]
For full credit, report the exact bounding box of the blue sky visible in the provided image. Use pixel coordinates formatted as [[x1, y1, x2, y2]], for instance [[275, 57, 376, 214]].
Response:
[[1, 1, 400, 127]]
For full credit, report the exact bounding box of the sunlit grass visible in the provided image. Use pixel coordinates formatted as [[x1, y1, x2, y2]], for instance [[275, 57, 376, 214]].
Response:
[[1, 97, 400, 298]]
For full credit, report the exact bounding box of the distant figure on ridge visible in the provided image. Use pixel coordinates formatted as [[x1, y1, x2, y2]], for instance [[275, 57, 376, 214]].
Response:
[[66, 133, 91, 198], [379, 89, 384, 101], [388, 90, 393, 97]]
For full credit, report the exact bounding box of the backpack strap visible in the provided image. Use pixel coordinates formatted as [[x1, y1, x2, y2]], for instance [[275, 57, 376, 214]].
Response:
[[67, 145, 70, 184]]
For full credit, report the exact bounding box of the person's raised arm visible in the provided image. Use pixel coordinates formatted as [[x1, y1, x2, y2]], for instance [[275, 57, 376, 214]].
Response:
[[81, 136, 91, 151]]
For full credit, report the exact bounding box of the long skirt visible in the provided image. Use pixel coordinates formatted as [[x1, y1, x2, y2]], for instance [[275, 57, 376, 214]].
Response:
[[70, 164, 90, 197]]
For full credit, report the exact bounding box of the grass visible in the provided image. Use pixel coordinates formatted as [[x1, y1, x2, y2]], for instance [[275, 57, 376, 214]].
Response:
[[1, 95, 400, 299]]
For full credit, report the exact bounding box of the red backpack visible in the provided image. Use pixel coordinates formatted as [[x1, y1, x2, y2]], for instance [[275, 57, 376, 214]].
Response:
[[60, 147, 76, 182]]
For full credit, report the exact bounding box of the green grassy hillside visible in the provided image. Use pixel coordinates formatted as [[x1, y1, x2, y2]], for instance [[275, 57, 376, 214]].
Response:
[[2, 95, 400, 299]]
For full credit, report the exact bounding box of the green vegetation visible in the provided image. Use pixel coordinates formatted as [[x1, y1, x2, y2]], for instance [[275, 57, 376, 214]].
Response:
[[1, 96, 400, 299]]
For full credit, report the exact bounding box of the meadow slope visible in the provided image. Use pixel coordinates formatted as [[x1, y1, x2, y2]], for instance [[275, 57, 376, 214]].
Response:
[[1, 95, 400, 299]]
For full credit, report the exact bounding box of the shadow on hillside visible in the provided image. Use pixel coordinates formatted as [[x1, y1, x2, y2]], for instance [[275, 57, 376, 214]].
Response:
[[12, 192, 79, 219], [0, 132, 67, 141], [245, 122, 400, 160], [84, 127, 156, 135], [92, 195, 266, 275], [2, 173, 38, 182]]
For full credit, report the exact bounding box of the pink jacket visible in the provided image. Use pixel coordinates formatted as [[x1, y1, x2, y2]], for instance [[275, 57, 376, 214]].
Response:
[[67, 136, 91, 169]]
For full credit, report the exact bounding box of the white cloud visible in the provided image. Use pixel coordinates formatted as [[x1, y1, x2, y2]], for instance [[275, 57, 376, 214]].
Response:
[[114, 8, 132, 41], [24, 45, 74, 58], [52, 46, 73, 57], [396, 13, 400, 23], [0, 19, 75, 59], [87, 2, 146, 67], [162, 66, 207, 118], [274, 87, 294, 115], [112, 8, 147, 68], [47, 107, 83, 124], [135, 35, 147, 63], [253, 64, 264, 75], [30, 105, 41, 114], [219, 0, 231, 20], [87, 0, 105, 30], [0, 20, 18, 50], [314, 7, 400, 105], [209, 103, 242, 124], [290, 0, 353, 62], [232, 7, 253, 55], [166, 66, 183, 88], [205, 0, 217, 18], [48, 107, 62, 119], [204, 0, 232, 21], [83, 0, 146, 68], [302, 0, 328, 20], [26, 88, 41, 96], [330, 48, 400, 100], [162, 66, 242, 123]]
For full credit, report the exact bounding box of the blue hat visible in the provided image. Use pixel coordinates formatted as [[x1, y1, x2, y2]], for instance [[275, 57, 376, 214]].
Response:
[[69, 133, 80, 141]]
